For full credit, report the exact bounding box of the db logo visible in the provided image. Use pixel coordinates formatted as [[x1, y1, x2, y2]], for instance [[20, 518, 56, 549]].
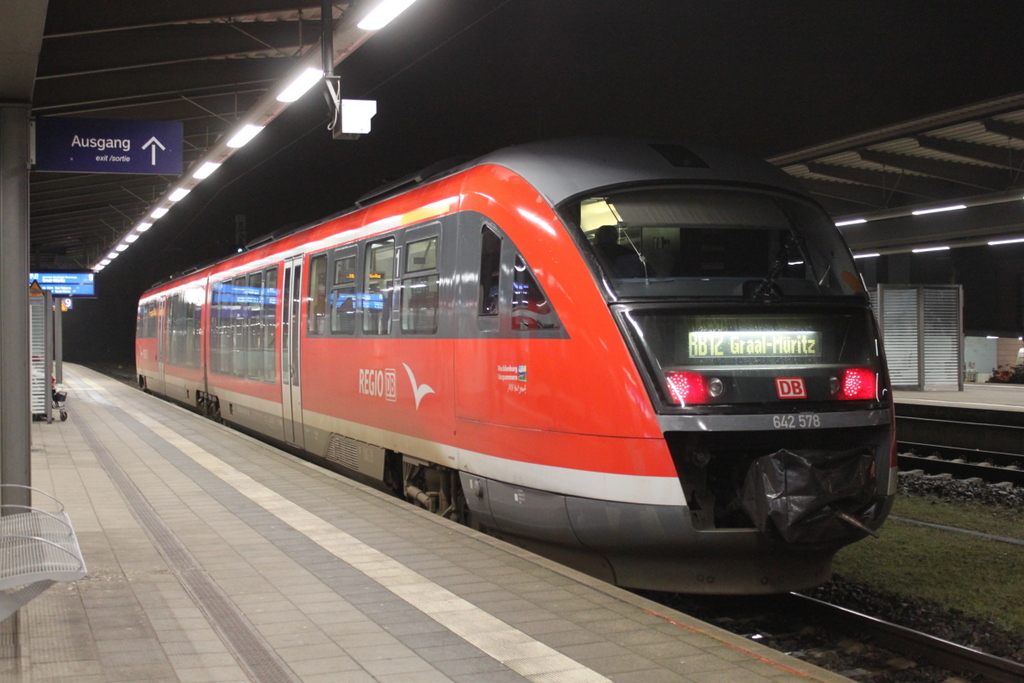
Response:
[[775, 377, 807, 399]]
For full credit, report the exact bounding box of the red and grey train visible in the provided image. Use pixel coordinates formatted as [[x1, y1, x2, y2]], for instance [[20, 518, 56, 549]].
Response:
[[136, 138, 896, 594]]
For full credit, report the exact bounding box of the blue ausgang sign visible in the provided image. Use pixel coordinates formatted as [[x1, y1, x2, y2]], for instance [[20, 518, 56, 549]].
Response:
[[35, 117, 183, 175]]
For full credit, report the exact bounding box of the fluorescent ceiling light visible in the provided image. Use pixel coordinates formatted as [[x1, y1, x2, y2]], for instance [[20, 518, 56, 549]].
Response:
[[125, 234, 139, 243], [107, 251, 119, 260], [226, 124, 265, 148], [989, 237, 1024, 246], [912, 204, 966, 216], [115, 244, 129, 252], [168, 188, 191, 202], [151, 207, 169, 219], [192, 162, 221, 180], [277, 67, 324, 102], [912, 245, 950, 253], [853, 253, 880, 259], [136, 222, 153, 232], [835, 218, 867, 227], [358, 0, 420, 30], [988, 336, 999, 339], [99, 259, 111, 266]]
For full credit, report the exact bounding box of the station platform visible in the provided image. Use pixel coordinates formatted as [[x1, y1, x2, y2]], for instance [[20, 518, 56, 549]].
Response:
[[895, 382, 1024, 413], [0, 364, 855, 683]]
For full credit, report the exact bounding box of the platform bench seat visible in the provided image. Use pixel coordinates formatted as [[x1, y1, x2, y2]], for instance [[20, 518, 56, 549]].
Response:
[[0, 486, 86, 621]]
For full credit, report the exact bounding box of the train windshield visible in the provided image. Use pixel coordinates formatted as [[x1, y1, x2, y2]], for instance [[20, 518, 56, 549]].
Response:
[[564, 187, 864, 300]]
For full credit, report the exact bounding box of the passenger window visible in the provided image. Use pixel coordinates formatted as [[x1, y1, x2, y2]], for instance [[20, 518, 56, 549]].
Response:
[[406, 236, 437, 272], [263, 267, 278, 382], [246, 271, 263, 380], [211, 280, 230, 375], [232, 276, 246, 377], [511, 255, 559, 330], [401, 235, 439, 334], [363, 238, 395, 335], [479, 226, 501, 316], [330, 249, 358, 335], [307, 253, 329, 335]]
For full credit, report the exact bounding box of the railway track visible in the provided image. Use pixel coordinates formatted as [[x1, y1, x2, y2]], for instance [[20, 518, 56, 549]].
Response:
[[787, 593, 1024, 683], [897, 446, 1024, 486], [896, 402, 1024, 485], [655, 590, 1024, 682]]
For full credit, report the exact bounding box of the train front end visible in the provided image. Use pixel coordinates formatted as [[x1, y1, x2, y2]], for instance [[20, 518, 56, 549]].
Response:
[[557, 160, 896, 594]]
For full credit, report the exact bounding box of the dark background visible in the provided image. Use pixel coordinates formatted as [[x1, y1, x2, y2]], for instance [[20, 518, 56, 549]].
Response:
[[64, 1, 1024, 363]]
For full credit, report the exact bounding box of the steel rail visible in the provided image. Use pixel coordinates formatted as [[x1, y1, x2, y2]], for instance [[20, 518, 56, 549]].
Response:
[[897, 451, 1024, 486], [789, 593, 1024, 683]]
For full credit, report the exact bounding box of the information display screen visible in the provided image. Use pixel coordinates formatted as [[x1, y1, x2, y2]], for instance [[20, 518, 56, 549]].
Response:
[[29, 272, 96, 297], [688, 330, 820, 359]]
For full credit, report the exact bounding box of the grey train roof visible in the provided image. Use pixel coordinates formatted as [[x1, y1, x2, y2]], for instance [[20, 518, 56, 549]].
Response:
[[474, 138, 810, 206]]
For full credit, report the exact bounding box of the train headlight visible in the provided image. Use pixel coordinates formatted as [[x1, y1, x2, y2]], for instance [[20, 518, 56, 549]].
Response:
[[665, 371, 709, 405], [707, 377, 724, 398], [834, 368, 877, 400]]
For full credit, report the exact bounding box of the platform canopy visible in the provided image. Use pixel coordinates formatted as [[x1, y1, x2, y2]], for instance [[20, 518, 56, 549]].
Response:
[[770, 92, 1024, 255], [13, 1, 1024, 268], [27, 0, 375, 271]]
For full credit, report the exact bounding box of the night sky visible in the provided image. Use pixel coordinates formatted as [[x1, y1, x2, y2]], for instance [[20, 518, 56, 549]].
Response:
[[67, 1, 1024, 363]]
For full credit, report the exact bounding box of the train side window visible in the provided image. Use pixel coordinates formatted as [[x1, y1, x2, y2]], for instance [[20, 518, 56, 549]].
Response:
[[137, 302, 157, 339], [187, 288, 202, 369], [166, 291, 201, 370], [479, 226, 501, 316], [167, 294, 180, 365], [401, 235, 439, 334], [511, 254, 559, 330], [307, 253, 329, 336], [330, 248, 358, 335], [246, 271, 263, 380], [232, 276, 246, 377], [363, 237, 395, 335], [263, 266, 278, 382], [211, 280, 231, 375]]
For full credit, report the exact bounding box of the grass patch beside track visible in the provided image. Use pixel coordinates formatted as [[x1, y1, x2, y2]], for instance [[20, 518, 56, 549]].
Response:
[[831, 494, 1024, 631], [895, 494, 1024, 540]]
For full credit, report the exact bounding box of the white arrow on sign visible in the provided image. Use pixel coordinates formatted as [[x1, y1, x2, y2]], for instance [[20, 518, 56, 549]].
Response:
[[141, 136, 166, 166]]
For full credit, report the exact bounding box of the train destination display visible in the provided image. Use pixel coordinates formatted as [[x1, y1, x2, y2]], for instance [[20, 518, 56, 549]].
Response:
[[688, 330, 820, 358]]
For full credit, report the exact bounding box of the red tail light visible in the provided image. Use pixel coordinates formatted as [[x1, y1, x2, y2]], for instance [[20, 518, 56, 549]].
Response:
[[665, 371, 708, 405], [837, 368, 876, 400]]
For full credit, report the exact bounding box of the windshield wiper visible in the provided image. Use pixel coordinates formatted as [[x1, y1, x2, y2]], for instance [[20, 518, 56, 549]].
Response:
[[747, 233, 805, 302], [620, 229, 651, 283]]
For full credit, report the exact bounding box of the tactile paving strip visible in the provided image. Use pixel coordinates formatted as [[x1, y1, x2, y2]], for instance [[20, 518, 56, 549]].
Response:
[[75, 414, 301, 683]]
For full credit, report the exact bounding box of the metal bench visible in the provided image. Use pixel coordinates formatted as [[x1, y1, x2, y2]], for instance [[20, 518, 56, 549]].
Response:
[[0, 485, 86, 621]]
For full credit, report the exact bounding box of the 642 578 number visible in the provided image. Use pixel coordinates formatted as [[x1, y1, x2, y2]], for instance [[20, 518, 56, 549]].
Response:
[[772, 413, 820, 429]]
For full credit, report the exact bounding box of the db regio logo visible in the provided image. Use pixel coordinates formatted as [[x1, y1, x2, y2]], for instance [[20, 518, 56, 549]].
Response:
[[359, 368, 397, 402]]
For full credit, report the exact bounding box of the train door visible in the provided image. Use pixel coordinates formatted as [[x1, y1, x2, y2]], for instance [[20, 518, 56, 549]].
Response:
[[281, 257, 305, 448], [454, 215, 565, 430], [152, 297, 167, 395], [453, 220, 504, 424]]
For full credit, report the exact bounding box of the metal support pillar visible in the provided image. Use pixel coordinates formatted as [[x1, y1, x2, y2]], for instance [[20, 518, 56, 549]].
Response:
[[0, 105, 32, 513], [54, 301, 63, 385], [44, 290, 53, 423]]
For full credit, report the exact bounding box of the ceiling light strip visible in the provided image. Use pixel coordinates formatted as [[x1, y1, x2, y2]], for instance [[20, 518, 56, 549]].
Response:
[[94, 1, 416, 271]]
